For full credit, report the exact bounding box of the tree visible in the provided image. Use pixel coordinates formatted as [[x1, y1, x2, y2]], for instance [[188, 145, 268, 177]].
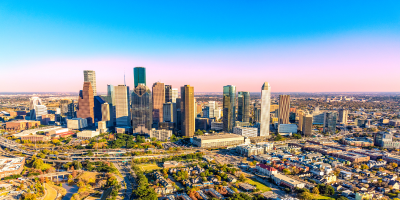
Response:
[[298, 192, 313, 200], [238, 174, 246, 182], [337, 197, 349, 200], [391, 163, 398, 168], [312, 187, 319, 194], [283, 168, 291, 175]]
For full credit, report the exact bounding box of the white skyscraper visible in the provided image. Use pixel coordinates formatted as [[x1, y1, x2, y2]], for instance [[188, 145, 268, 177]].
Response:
[[29, 96, 42, 110], [84, 70, 97, 96], [208, 101, 216, 118], [33, 105, 48, 120], [171, 88, 178, 103], [260, 82, 271, 136], [114, 85, 130, 127]]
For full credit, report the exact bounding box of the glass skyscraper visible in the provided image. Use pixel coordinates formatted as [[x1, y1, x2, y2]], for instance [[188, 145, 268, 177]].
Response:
[[237, 91, 250, 122], [223, 85, 236, 132], [131, 84, 152, 134], [134, 67, 146, 88], [323, 112, 337, 134]]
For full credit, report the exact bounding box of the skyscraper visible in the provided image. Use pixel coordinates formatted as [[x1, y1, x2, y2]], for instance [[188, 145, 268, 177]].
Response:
[[60, 99, 72, 116], [323, 112, 337, 134], [223, 85, 236, 133], [165, 85, 172, 103], [107, 84, 115, 105], [84, 70, 96, 96], [32, 105, 48, 121], [181, 85, 194, 137], [260, 82, 271, 136], [152, 82, 165, 126], [67, 100, 76, 119], [29, 96, 42, 110], [114, 85, 130, 127], [101, 102, 110, 122], [171, 88, 178, 103], [134, 67, 146, 88], [278, 95, 290, 124], [338, 109, 348, 124], [94, 96, 106, 122], [237, 91, 250, 122], [76, 82, 95, 124], [131, 84, 152, 134], [302, 114, 313, 137], [163, 102, 174, 122]]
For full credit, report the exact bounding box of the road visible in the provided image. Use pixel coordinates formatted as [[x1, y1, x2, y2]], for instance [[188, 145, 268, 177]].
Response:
[[113, 162, 134, 200]]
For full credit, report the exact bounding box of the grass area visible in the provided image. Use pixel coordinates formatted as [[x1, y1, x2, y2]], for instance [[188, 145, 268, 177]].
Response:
[[313, 194, 335, 200], [0, 192, 8, 196], [79, 172, 97, 182], [138, 163, 161, 172], [245, 178, 272, 192], [44, 184, 58, 200]]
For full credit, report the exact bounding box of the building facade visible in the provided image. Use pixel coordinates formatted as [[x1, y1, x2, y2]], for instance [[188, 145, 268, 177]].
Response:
[[233, 127, 258, 137], [114, 85, 130, 127], [223, 85, 236, 133], [237, 91, 250, 123], [181, 85, 195, 137], [76, 82, 94, 124], [150, 128, 172, 141], [323, 112, 337, 133], [131, 84, 152, 134], [83, 70, 97, 96], [134, 67, 146, 88], [260, 82, 271, 136], [152, 82, 165, 126], [278, 95, 290, 124]]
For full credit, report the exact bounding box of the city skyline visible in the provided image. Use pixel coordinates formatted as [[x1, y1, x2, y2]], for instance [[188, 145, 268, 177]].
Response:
[[1, 1, 400, 93]]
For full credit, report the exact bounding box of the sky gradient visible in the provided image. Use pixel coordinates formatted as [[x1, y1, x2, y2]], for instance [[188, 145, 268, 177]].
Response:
[[1, 1, 400, 93]]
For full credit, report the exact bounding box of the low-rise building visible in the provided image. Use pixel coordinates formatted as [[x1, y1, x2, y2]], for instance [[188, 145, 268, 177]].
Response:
[[76, 130, 99, 139], [272, 173, 305, 189], [256, 164, 278, 177], [193, 134, 245, 148], [211, 122, 223, 131], [233, 127, 258, 137], [0, 157, 25, 178], [5, 120, 40, 131], [67, 118, 88, 130], [20, 135, 51, 142], [150, 128, 172, 141]]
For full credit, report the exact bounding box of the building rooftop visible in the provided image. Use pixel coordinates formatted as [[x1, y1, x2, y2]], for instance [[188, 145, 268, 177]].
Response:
[[194, 134, 244, 140]]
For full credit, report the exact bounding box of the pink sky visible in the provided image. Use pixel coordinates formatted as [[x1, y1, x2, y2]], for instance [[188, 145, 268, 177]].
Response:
[[1, 35, 400, 93]]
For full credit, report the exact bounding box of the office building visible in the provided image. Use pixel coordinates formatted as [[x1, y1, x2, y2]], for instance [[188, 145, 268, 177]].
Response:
[[106, 84, 115, 105], [97, 121, 108, 133], [302, 114, 313, 137], [150, 128, 172, 141], [163, 102, 174, 122], [60, 99, 72, 115], [278, 124, 297, 136], [77, 130, 100, 139], [94, 96, 106, 122], [338, 109, 348, 124], [260, 82, 271, 136], [323, 112, 337, 133], [152, 82, 165, 126], [171, 88, 178, 103], [374, 132, 400, 149], [195, 118, 211, 131], [223, 85, 236, 133], [83, 70, 96, 96], [237, 91, 250, 123], [131, 84, 152, 134], [31, 105, 48, 121], [211, 121, 223, 131], [253, 104, 261, 123], [278, 95, 290, 124], [67, 118, 88, 130], [114, 85, 130, 127], [181, 85, 195, 137], [77, 82, 95, 124], [313, 112, 325, 125], [5, 120, 40, 131], [165, 85, 172, 103], [134, 67, 146, 88], [176, 98, 181, 131], [192, 134, 245, 148], [233, 127, 258, 137], [101, 102, 110, 122], [67, 100, 76, 119], [29, 96, 43, 110]]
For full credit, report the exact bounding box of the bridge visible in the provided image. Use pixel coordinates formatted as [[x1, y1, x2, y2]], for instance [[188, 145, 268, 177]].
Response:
[[29, 170, 83, 182]]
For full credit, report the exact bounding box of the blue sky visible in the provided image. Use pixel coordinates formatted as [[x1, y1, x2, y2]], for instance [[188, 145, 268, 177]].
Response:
[[1, 1, 400, 92]]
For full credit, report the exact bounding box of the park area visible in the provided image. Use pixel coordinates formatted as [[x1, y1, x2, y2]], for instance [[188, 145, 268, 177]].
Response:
[[43, 184, 58, 200], [138, 163, 161, 172], [245, 178, 271, 192]]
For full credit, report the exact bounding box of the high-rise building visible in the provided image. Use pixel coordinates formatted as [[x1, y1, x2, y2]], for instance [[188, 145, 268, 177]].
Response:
[[176, 98, 182, 131], [76, 82, 94, 124], [67, 100, 76, 119], [260, 82, 271, 137], [152, 82, 165, 126], [94, 96, 106, 122], [114, 85, 130, 127], [302, 114, 313, 137], [181, 85, 195, 137], [29, 96, 43, 110], [101, 102, 110, 122], [60, 99, 71, 116], [278, 95, 290, 124], [134, 67, 146, 88], [165, 85, 172, 103], [163, 102, 174, 122], [338, 109, 348, 124], [223, 85, 236, 133], [131, 84, 152, 134], [172, 88, 178, 103], [107, 84, 115, 105], [83, 70, 96, 96], [237, 91, 250, 123], [253, 104, 261, 123], [32, 105, 48, 121], [323, 112, 337, 134]]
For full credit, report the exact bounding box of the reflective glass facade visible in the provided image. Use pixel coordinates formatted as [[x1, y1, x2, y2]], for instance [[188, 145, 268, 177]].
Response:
[[223, 85, 236, 132], [237, 91, 250, 123], [131, 84, 152, 133]]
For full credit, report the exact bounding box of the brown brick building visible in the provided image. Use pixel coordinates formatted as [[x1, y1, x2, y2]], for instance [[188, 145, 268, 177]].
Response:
[[77, 82, 94, 124], [5, 120, 41, 131]]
